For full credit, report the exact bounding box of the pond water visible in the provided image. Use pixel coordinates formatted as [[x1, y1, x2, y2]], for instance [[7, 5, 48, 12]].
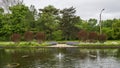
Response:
[[0, 48, 120, 68]]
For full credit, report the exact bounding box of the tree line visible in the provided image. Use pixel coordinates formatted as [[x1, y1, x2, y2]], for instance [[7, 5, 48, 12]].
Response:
[[0, 1, 120, 41]]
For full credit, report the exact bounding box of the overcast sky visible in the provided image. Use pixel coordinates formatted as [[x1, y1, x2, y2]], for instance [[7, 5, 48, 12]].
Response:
[[23, 0, 120, 20]]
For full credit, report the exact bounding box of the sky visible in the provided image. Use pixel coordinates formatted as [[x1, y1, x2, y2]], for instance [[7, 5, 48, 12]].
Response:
[[23, 0, 120, 20]]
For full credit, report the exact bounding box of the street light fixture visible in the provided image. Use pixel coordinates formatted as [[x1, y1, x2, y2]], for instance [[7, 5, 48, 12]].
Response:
[[99, 8, 105, 34]]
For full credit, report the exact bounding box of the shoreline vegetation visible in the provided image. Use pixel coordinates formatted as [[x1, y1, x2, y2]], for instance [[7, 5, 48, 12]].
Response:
[[0, 40, 120, 48]]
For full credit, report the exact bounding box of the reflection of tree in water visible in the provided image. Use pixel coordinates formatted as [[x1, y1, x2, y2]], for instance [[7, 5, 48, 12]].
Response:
[[116, 49, 120, 59], [99, 49, 118, 58], [56, 48, 88, 59], [2, 48, 55, 68], [99, 49, 108, 58], [0, 48, 16, 68]]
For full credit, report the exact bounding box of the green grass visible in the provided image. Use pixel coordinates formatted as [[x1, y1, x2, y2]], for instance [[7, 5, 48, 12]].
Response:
[[105, 40, 120, 44], [0, 40, 120, 47], [0, 41, 49, 47], [76, 40, 120, 46]]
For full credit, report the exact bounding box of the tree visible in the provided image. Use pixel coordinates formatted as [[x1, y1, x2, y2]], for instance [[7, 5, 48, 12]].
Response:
[[102, 27, 113, 39], [0, 8, 5, 40], [60, 7, 80, 40], [24, 5, 37, 31], [112, 19, 120, 39], [101, 19, 113, 39], [37, 5, 60, 40], [78, 19, 98, 32], [0, 8, 4, 28], [0, 12, 13, 40], [87, 19, 98, 32], [9, 4, 31, 33], [102, 19, 113, 28]]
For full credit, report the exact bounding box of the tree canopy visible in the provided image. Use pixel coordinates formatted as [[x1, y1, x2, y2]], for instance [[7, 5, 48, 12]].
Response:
[[0, 4, 120, 41]]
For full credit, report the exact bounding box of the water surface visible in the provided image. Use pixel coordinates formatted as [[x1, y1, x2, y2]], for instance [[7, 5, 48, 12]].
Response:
[[0, 48, 120, 68]]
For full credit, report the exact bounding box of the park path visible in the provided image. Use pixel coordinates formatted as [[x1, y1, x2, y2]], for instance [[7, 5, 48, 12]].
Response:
[[47, 44, 78, 48]]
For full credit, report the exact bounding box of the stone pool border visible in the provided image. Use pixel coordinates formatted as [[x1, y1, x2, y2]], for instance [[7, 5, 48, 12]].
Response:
[[0, 44, 120, 49]]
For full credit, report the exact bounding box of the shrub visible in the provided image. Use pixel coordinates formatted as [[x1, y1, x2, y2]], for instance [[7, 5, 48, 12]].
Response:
[[78, 30, 88, 42], [47, 41, 57, 45], [35, 32, 45, 43], [11, 33, 21, 43], [24, 31, 34, 42], [98, 34, 107, 43], [88, 32, 98, 43], [52, 30, 63, 41]]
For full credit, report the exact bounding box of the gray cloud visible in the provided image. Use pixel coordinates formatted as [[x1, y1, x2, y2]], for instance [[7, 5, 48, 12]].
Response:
[[23, 0, 120, 20]]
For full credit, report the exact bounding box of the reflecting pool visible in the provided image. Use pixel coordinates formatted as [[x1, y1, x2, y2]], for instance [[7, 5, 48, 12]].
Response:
[[0, 48, 120, 68]]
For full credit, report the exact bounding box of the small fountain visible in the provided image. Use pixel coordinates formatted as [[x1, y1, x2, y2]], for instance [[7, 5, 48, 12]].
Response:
[[56, 53, 64, 60], [56, 52, 64, 68]]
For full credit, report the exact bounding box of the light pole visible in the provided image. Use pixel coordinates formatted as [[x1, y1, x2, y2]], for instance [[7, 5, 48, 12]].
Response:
[[99, 9, 105, 34]]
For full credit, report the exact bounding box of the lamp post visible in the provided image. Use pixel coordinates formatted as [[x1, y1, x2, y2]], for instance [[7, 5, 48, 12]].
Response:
[[99, 9, 105, 34]]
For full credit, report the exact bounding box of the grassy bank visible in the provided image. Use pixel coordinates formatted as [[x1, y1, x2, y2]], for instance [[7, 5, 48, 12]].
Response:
[[0, 41, 49, 47], [0, 40, 120, 48]]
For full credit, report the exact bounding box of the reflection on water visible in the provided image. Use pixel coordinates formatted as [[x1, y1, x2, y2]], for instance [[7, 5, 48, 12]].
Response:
[[0, 48, 120, 68]]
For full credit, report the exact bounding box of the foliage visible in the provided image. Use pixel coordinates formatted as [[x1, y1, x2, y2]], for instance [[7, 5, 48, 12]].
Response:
[[76, 19, 98, 32], [11, 33, 21, 43], [102, 27, 113, 39], [0, 8, 4, 14], [102, 19, 113, 28], [60, 7, 80, 40], [24, 31, 34, 42], [88, 32, 98, 43], [78, 30, 88, 42], [9, 4, 30, 32], [86, 19, 98, 31], [0, 3, 120, 41], [112, 19, 120, 39], [37, 5, 59, 40], [78, 30, 107, 43], [24, 5, 36, 31], [98, 34, 107, 43], [35, 32, 46, 43], [52, 30, 63, 41]]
